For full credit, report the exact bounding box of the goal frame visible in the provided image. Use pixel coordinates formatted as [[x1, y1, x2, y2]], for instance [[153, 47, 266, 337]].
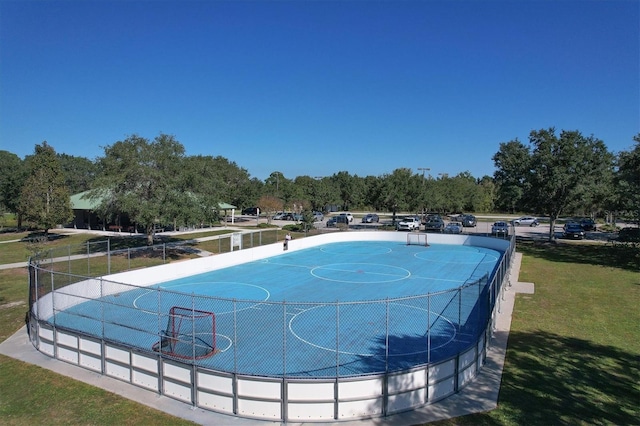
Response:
[[406, 232, 429, 247], [152, 306, 216, 359]]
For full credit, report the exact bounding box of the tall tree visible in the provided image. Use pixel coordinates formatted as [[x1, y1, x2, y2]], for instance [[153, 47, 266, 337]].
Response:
[[0, 151, 27, 222], [331, 171, 357, 211], [492, 139, 531, 213], [473, 176, 496, 213], [91, 134, 199, 245], [57, 153, 98, 194], [379, 168, 414, 222], [18, 142, 73, 233], [614, 134, 640, 221], [526, 128, 614, 240]]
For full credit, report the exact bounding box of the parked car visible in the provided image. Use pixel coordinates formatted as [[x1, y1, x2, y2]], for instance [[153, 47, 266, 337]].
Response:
[[327, 215, 349, 227], [397, 216, 421, 231], [563, 222, 585, 239], [362, 213, 379, 223], [424, 215, 445, 232], [312, 211, 324, 222], [338, 212, 354, 223], [512, 216, 539, 226], [242, 207, 259, 216], [580, 218, 597, 231], [282, 212, 303, 221], [491, 221, 510, 237], [272, 212, 285, 220], [618, 227, 640, 242], [444, 222, 463, 234], [461, 214, 477, 227]]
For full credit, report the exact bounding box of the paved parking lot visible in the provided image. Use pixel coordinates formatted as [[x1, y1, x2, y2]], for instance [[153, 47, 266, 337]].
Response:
[[231, 213, 618, 243]]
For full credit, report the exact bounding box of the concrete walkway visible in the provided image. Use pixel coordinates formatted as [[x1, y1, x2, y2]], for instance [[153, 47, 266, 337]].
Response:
[[0, 248, 530, 425]]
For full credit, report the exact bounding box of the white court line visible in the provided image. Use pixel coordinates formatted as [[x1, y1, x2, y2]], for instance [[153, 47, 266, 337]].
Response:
[[287, 303, 458, 357]]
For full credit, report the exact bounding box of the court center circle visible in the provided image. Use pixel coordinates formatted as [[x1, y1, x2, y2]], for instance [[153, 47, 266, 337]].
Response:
[[310, 263, 411, 283]]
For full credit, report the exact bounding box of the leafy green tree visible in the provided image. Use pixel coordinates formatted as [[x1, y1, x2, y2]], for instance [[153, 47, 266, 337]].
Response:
[[0, 151, 27, 223], [614, 134, 640, 221], [173, 155, 224, 229], [90, 134, 203, 245], [361, 175, 382, 211], [492, 139, 531, 213], [526, 128, 614, 240], [18, 142, 73, 233], [473, 176, 496, 213], [57, 153, 98, 194], [331, 171, 357, 211], [379, 168, 414, 222], [265, 171, 298, 208]]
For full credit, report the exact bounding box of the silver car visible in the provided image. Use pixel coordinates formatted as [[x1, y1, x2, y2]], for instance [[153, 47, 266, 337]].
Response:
[[361, 213, 379, 223], [512, 216, 539, 226], [444, 222, 463, 234], [491, 221, 510, 237]]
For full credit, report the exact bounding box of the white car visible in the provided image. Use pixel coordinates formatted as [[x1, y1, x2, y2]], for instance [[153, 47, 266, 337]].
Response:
[[397, 217, 421, 231], [338, 212, 354, 223]]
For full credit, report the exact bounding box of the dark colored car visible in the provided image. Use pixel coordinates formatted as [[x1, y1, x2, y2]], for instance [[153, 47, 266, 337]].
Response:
[[361, 213, 379, 223], [461, 214, 477, 227], [580, 218, 597, 231], [242, 207, 259, 216], [563, 223, 585, 239], [618, 227, 640, 242], [424, 215, 445, 232], [327, 215, 349, 227]]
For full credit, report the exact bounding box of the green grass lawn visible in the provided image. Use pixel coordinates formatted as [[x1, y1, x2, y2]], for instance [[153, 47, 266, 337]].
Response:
[[0, 236, 638, 425]]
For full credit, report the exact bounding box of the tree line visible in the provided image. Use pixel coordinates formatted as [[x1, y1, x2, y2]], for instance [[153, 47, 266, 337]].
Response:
[[0, 129, 638, 243]]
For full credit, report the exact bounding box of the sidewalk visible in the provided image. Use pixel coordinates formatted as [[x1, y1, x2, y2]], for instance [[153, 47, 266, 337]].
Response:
[[0, 250, 530, 425]]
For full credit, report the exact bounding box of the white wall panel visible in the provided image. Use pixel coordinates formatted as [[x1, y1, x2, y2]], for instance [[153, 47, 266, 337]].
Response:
[[288, 402, 335, 420], [237, 398, 281, 419], [198, 391, 234, 413], [388, 388, 426, 413], [197, 371, 233, 393], [79, 353, 102, 372], [163, 362, 191, 383], [57, 346, 78, 364], [288, 381, 334, 401]]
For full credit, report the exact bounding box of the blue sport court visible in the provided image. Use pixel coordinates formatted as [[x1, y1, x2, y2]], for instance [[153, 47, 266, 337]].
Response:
[[50, 240, 502, 378]]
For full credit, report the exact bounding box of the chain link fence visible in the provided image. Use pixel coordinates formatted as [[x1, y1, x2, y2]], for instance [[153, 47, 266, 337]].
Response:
[[27, 232, 514, 378]]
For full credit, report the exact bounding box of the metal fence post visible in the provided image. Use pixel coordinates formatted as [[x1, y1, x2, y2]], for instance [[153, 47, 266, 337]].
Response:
[[283, 300, 287, 377], [385, 298, 390, 373], [335, 301, 340, 378]]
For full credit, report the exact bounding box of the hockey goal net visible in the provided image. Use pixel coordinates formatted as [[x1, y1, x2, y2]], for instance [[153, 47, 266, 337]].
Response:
[[152, 306, 216, 359], [406, 233, 429, 247]]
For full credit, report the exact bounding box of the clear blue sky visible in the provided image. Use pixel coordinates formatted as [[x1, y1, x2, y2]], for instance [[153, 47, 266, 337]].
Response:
[[1, 0, 638, 181]]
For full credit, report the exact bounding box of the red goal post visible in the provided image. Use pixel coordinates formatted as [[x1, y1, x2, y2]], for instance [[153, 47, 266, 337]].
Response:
[[152, 306, 216, 359]]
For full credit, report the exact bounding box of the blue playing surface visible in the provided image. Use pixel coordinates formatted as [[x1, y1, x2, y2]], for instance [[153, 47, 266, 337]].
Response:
[[50, 241, 502, 377]]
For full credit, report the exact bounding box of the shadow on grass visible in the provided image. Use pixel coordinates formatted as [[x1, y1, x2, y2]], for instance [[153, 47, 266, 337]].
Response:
[[516, 240, 640, 273], [496, 330, 637, 425], [425, 330, 640, 426]]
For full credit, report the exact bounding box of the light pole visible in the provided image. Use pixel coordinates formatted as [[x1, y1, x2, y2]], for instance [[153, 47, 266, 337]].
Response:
[[417, 167, 430, 178], [417, 168, 430, 215]]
